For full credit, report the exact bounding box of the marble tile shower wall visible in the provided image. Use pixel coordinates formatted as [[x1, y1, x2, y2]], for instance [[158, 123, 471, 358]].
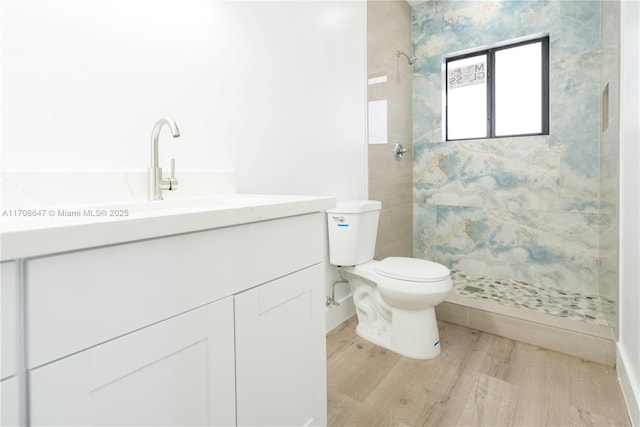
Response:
[[598, 0, 620, 310], [412, 1, 603, 294]]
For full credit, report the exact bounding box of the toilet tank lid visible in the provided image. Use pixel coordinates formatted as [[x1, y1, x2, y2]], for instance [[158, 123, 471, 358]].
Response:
[[375, 257, 450, 282], [326, 200, 382, 214]]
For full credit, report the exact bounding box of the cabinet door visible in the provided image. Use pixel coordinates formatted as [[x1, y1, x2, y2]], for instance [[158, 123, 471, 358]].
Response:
[[1, 262, 19, 427], [30, 297, 235, 427], [1, 261, 17, 381], [1, 377, 19, 427], [235, 264, 327, 427]]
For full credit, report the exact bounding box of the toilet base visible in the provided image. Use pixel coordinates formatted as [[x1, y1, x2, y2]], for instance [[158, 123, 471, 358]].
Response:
[[355, 306, 442, 360]]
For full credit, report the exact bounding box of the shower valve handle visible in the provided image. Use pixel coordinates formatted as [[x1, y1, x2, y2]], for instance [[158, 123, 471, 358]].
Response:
[[394, 142, 409, 161]]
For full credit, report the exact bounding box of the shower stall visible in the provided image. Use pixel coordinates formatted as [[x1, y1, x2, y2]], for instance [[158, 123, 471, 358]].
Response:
[[368, 0, 620, 364]]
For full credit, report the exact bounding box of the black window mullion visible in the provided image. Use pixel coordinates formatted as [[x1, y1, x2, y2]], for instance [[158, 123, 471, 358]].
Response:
[[488, 50, 496, 138], [445, 59, 450, 141], [541, 36, 550, 134]]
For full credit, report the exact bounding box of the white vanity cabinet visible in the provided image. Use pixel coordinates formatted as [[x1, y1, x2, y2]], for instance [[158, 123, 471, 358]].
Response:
[[1, 261, 19, 427], [25, 213, 324, 369], [1, 378, 19, 427], [235, 263, 326, 427], [12, 211, 327, 426], [30, 297, 236, 426]]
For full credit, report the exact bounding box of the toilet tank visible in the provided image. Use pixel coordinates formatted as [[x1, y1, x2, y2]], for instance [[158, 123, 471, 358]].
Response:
[[326, 200, 382, 266]]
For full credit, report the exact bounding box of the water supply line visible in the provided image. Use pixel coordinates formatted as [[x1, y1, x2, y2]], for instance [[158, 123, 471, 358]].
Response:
[[325, 273, 349, 307]]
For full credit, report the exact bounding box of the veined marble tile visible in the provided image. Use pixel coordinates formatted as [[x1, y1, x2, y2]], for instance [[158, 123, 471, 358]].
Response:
[[412, 0, 602, 295], [413, 202, 437, 258], [416, 204, 600, 294], [414, 137, 562, 212], [412, 74, 443, 145], [597, 0, 620, 327]]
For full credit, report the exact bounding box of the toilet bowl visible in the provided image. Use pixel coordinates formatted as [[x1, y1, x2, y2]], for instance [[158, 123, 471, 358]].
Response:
[[327, 201, 452, 359]]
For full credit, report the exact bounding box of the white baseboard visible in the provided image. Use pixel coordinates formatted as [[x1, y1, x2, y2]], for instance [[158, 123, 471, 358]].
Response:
[[617, 345, 640, 426]]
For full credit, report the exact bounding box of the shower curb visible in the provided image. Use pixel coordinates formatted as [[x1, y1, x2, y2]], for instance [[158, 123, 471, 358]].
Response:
[[436, 299, 616, 366]]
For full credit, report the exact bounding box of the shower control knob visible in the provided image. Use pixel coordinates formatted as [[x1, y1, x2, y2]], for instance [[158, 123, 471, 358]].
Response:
[[394, 142, 409, 161]]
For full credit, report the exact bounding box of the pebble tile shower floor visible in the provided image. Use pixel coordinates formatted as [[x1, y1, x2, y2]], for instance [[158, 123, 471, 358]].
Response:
[[450, 270, 614, 327]]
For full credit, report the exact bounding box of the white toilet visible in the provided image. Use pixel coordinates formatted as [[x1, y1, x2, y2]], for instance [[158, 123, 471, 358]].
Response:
[[326, 200, 452, 359]]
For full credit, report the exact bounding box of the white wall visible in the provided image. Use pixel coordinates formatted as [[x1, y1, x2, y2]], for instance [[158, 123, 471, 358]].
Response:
[[0, 0, 366, 201], [1, 0, 366, 331], [228, 2, 367, 200], [618, 1, 640, 424]]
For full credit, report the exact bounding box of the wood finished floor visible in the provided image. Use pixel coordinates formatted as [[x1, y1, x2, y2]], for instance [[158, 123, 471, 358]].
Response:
[[327, 316, 631, 427]]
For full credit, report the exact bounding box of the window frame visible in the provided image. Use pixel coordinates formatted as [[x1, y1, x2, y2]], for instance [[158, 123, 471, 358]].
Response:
[[443, 34, 550, 141]]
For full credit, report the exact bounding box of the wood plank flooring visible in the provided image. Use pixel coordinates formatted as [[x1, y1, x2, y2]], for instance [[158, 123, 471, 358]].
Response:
[[327, 316, 631, 427]]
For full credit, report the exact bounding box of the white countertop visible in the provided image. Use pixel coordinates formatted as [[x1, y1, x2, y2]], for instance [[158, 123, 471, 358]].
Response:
[[0, 194, 336, 261]]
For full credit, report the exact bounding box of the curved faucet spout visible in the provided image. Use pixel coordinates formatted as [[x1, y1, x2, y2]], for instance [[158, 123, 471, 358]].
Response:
[[151, 117, 180, 168]]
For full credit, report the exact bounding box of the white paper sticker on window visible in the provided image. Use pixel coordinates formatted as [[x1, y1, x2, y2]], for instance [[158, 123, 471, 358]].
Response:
[[448, 62, 486, 89]]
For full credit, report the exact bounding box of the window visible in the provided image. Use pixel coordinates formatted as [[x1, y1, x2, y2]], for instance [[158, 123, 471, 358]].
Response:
[[444, 35, 549, 141]]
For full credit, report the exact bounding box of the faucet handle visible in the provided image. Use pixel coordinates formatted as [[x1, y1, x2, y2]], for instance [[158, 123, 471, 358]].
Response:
[[168, 158, 178, 191], [160, 158, 179, 191]]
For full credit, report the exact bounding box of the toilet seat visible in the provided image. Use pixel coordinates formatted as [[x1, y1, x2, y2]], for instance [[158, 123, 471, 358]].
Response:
[[375, 257, 450, 282]]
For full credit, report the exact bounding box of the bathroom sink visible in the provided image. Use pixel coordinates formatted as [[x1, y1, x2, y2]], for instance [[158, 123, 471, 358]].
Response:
[[0, 193, 335, 261], [107, 194, 298, 216], [1, 193, 330, 233], [142, 194, 285, 209]]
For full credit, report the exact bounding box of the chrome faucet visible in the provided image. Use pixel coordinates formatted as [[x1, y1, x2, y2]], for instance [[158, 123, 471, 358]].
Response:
[[148, 117, 180, 200]]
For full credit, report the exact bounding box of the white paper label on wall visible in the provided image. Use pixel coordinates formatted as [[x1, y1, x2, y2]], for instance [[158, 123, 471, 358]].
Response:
[[368, 100, 387, 145], [368, 75, 388, 85]]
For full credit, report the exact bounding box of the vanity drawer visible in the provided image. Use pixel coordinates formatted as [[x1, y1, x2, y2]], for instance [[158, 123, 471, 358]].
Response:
[[26, 212, 324, 368]]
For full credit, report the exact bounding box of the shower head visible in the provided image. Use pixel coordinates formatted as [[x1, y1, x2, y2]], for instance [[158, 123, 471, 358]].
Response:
[[396, 49, 417, 65]]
